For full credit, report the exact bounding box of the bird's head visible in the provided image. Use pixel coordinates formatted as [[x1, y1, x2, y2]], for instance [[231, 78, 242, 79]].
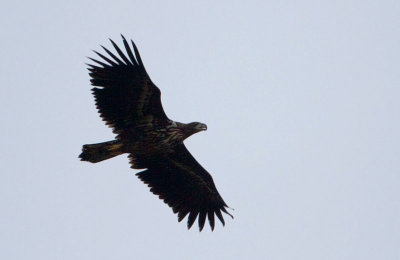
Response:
[[184, 122, 207, 137], [190, 122, 207, 132]]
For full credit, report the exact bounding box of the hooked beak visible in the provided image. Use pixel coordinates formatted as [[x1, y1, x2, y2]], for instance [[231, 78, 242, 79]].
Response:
[[197, 123, 207, 131]]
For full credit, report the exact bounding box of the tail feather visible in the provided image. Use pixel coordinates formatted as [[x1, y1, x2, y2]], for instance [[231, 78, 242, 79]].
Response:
[[79, 140, 123, 163]]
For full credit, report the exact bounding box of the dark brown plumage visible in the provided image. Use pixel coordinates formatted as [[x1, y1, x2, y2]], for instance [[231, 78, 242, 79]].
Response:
[[79, 35, 232, 231]]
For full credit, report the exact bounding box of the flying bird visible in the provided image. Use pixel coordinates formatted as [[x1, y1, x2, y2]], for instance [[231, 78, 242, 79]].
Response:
[[79, 35, 232, 231]]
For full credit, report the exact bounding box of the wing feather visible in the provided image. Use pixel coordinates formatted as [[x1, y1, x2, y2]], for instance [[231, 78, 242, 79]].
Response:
[[93, 50, 117, 66], [178, 209, 189, 222], [101, 45, 125, 65], [187, 211, 198, 229], [208, 210, 215, 231], [87, 57, 109, 68], [87, 35, 169, 134], [121, 35, 138, 66], [109, 38, 131, 65], [131, 40, 144, 66], [135, 144, 232, 231], [198, 211, 207, 231]]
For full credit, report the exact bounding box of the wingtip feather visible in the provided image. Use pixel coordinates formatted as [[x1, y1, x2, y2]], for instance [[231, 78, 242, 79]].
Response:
[[215, 209, 225, 226], [187, 211, 198, 229], [198, 211, 207, 232]]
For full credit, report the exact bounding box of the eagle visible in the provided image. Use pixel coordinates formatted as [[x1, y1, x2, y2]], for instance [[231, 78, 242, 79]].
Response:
[[79, 35, 232, 231]]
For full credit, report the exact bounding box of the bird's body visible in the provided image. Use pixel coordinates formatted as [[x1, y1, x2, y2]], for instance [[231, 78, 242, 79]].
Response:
[[79, 35, 232, 231], [120, 120, 187, 155]]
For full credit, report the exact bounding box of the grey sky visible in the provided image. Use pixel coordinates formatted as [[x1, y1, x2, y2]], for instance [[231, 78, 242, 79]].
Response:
[[1, 1, 399, 259]]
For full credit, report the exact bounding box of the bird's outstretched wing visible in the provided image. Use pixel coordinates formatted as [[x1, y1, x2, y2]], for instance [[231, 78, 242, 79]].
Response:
[[135, 144, 233, 231], [87, 35, 169, 134]]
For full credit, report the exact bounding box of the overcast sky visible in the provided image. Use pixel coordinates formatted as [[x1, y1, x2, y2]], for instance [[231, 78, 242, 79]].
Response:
[[1, 1, 399, 259]]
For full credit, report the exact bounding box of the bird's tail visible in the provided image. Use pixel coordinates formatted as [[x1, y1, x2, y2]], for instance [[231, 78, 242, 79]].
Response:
[[79, 140, 124, 163]]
